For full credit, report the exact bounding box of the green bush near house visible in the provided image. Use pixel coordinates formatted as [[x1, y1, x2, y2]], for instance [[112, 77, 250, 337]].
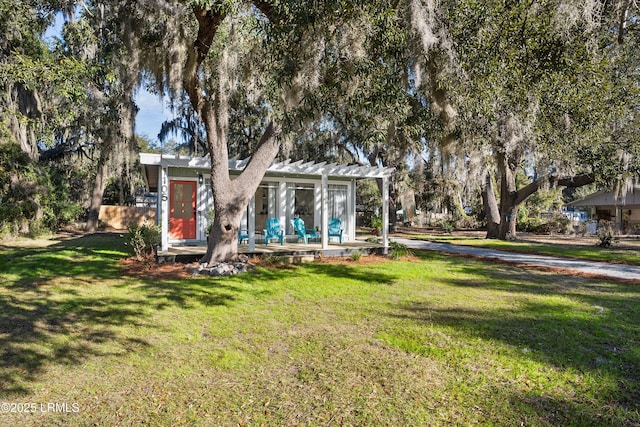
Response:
[[518, 212, 572, 234], [370, 214, 382, 234], [124, 222, 161, 260], [440, 220, 455, 234], [597, 220, 619, 248], [388, 240, 411, 259]]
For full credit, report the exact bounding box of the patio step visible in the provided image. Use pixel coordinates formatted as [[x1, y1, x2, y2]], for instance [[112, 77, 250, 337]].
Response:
[[279, 254, 315, 264]]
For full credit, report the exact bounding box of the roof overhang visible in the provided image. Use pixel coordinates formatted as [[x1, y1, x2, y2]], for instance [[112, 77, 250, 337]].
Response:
[[568, 188, 640, 207]]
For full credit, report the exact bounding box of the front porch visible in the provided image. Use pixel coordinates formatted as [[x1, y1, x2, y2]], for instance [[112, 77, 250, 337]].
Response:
[[159, 237, 385, 263]]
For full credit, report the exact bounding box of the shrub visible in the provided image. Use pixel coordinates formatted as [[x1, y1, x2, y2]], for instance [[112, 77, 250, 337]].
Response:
[[389, 241, 411, 260], [517, 213, 572, 235], [125, 222, 161, 260], [370, 214, 382, 235], [440, 220, 455, 234], [350, 250, 362, 261], [0, 143, 83, 237], [545, 213, 572, 234], [596, 220, 618, 248], [455, 215, 480, 230]]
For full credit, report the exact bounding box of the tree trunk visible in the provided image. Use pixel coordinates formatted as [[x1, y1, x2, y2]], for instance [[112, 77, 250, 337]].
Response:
[[184, 5, 283, 263], [368, 149, 397, 231], [7, 84, 41, 159], [86, 78, 137, 231], [388, 186, 398, 231], [486, 147, 595, 240], [200, 119, 280, 264], [201, 192, 246, 264], [496, 150, 518, 240], [482, 172, 501, 238], [86, 150, 109, 232], [499, 203, 518, 240]]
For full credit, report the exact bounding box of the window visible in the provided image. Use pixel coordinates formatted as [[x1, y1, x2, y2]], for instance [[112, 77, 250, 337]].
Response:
[[255, 182, 277, 233], [286, 183, 314, 234], [329, 184, 348, 227]]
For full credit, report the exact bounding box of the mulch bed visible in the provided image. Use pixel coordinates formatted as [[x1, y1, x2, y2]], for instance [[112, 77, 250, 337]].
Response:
[[120, 257, 192, 280], [119, 253, 407, 280]]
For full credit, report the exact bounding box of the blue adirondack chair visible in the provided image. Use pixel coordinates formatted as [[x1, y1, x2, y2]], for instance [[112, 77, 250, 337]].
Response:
[[263, 217, 284, 246], [238, 226, 249, 244], [328, 218, 343, 244], [293, 217, 318, 244]]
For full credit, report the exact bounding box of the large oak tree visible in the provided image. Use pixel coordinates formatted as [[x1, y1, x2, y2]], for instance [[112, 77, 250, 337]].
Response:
[[410, 0, 640, 239], [126, 1, 395, 262]]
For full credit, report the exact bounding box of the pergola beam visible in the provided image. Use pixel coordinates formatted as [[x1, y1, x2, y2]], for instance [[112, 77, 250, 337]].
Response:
[[140, 153, 394, 179]]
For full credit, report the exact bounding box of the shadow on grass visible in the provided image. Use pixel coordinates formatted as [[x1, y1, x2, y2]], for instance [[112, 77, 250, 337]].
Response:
[[383, 252, 640, 424], [0, 293, 150, 396], [299, 262, 398, 286], [127, 260, 399, 312], [0, 233, 252, 396], [1, 233, 374, 395], [126, 277, 259, 310], [0, 233, 126, 288], [0, 234, 145, 395]]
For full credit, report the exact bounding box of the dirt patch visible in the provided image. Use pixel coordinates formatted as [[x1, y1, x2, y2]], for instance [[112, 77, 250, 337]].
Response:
[[120, 257, 191, 280]]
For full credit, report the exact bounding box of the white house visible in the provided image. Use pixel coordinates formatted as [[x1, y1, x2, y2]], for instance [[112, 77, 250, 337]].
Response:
[[139, 153, 394, 253]]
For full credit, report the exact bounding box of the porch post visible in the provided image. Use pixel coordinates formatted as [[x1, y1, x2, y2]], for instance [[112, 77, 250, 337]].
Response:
[[382, 175, 389, 253], [321, 173, 329, 249], [160, 166, 169, 254], [615, 205, 623, 234], [279, 182, 288, 236], [314, 183, 322, 230], [155, 166, 161, 227], [248, 194, 256, 251], [348, 179, 356, 241]]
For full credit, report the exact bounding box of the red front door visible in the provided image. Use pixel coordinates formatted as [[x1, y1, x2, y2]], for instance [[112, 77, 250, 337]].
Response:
[[169, 180, 197, 239]]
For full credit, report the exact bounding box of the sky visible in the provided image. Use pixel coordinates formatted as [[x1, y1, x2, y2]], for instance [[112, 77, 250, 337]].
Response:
[[134, 88, 174, 145]]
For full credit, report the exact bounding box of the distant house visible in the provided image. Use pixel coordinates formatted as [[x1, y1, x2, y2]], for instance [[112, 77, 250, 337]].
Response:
[[568, 187, 640, 234], [139, 153, 394, 253]]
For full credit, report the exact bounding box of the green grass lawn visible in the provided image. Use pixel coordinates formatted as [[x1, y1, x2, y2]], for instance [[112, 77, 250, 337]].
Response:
[[409, 234, 640, 265], [1, 233, 639, 426]]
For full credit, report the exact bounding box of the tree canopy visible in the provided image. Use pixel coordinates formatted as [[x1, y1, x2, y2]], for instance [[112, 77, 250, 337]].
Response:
[[1, 0, 638, 248]]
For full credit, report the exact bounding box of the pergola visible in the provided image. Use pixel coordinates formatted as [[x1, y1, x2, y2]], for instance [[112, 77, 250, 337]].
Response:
[[140, 153, 395, 253]]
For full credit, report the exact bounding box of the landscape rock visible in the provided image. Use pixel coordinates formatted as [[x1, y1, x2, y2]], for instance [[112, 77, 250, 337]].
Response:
[[179, 260, 252, 277]]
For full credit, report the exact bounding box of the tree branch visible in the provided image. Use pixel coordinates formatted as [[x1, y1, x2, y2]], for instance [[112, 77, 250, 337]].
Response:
[[618, 0, 631, 44], [252, 1, 278, 22], [515, 172, 595, 205], [234, 121, 281, 193], [554, 173, 596, 188], [184, 6, 226, 114]]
